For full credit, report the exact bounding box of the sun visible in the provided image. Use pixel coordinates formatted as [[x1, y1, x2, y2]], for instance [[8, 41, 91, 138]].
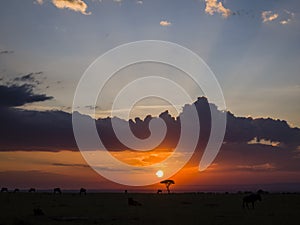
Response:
[[156, 170, 164, 178]]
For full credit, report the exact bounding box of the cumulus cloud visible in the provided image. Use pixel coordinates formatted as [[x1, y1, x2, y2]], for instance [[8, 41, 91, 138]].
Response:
[[1, 95, 300, 153], [205, 0, 231, 18], [160, 20, 172, 26], [51, 0, 91, 15], [262, 11, 279, 23]]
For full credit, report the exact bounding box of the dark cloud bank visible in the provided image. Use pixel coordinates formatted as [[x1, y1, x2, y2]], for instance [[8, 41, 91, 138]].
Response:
[[0, 83, 299, 153]]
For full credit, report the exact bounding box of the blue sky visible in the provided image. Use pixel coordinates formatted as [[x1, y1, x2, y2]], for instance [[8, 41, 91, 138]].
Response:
[[0, 0, 300, 126]]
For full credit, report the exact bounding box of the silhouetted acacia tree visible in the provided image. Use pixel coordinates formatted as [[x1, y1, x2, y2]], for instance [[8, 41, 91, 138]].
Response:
[[160, 180, 175, 194]]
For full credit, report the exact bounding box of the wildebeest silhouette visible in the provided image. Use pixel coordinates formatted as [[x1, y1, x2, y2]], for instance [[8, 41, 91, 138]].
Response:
[[13, 188, 19, 193], [128, 197, 142, 206], [157, 189, 162, 194], [243, 193, 262, 209], [53, 188, 62, 195], [29, 188, 36, 193], [124, 190, 128, 194], [79, 188, 86, 195], [1, 187, 8, 192]]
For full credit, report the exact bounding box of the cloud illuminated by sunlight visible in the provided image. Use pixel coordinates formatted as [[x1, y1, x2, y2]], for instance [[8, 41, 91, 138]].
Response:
[[52, 0, 91, 15], [262, 11, 278, 23], [237, 163, 276, 171], [160, 20, 172, 26], [280, 10, 295, 25], [34, 0, 44, 5], [205, 0, 231, 18]]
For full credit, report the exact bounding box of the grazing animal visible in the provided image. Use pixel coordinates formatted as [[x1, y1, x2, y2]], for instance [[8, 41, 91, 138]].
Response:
[[1, 187, 8, 192], [243, 193, 262, 209], [13, 188, 19, 193], [29, 188, 36, 193], [157, 189, 162, 194], [124, 190, 128, 194], [53, 188, 62, 195], [79, 188, 86, 195], [128, 197, 142, 206]]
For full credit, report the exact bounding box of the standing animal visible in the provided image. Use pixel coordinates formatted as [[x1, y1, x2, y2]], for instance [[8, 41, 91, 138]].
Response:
[[29, 188, 36, 193], [1, 187, 8, 192], [53, 188, 62, 195], [13, 188, 19, 193], [79, 188, 86, 195], [243, 193, 262, 209], [157, 189, 162, 194]]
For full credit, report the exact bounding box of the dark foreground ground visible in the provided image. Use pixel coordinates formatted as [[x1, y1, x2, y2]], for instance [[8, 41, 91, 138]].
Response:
[[0, 192, 300, 225]]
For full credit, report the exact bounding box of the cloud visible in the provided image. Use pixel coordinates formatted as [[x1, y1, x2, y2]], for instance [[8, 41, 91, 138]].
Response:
[[160, 20, 172, 26], [248, 138, 280, 147], [51, 0, 91, 15], [1, 95, 300, 152], [14, 72, 43, 84], [0, 50, 14, 55], [34, 0, 44, 5], [0, 84, 53, 107], [205, 0, 231, 18], [280, 10, 295, 25], [262, 11, 279, 23], [237, 163, 276, 171], [52, 163, 89, 168], [136, 0, 143, 4]]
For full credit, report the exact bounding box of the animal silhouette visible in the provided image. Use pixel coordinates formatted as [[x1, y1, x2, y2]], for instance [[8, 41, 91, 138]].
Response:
[[243, 193, 262, 209], [53, 188, 62, 195], [157, 189, 162, 194], [29, 188, 36, 193], [13, 188, 19, 193], [1, 187, 8, 192], [79, 188, 86, 195], [128, 197, 142, 206]]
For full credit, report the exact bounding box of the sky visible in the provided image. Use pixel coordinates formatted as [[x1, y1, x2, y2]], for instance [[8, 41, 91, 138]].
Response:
[[0, 0, 300, 192]]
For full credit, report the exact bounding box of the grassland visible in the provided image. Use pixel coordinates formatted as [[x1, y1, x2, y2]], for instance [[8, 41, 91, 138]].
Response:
[[0, 192, 300, 225]]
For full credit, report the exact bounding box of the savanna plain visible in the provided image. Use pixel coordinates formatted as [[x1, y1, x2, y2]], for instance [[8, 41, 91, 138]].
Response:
[[1, 192, 300, 225]]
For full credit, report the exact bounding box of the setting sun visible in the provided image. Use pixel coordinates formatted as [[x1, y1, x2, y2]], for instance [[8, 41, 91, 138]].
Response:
[[156, 170, 164, 178]]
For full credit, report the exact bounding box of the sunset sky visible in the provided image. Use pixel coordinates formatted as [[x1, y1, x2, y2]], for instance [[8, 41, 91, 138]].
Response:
[[1, 0, 300, 192]]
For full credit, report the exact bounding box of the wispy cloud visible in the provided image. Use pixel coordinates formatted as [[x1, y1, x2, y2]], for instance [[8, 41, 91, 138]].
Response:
[[262, 11, 279, 23], [14, 72, 43, 84], [205, 0, 231, 18], [136, 0, 143, 4], [280, 10, 295, 25], [160, 20, 172, 26], [52, 0, 91, 15], [0, 50, 14, 55], [34, 0, 44, 5], [237, 163, 276, 171], [52, 163, 89, 168]]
